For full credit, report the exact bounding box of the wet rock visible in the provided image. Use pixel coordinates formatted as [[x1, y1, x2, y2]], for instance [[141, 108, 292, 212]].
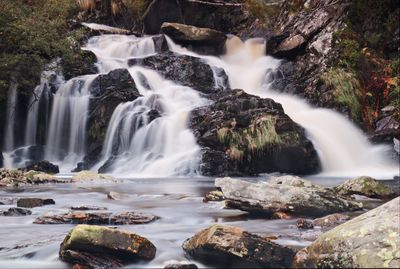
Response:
[[59, 225, 156, 268], [273, 34, 306, 58], [71, 171, 115, 182], [129, 53, 226, 95], [34, 211, 158, 225], [190, 89, 320, 176], [370, 115, 400, 144], [294, 197, 400, 268], [161, 22, 226, 55], [164, 262, 198, 269], [0, 152, 3, 168], [334, 176, 395, 199], [22, 160, 59, 174], [107, 191, 128, 200], [70, 205, 107, 211], [152, 34, 169, 53], [0, 207, 32, 216], [182, 224, 295, 268], [312, 213, 350, 228], [216, 176, 363, 217], [17, 198, 55, 208], [0, 168, 65, 187], [297, 218, 314, 229], [203, 190, 225, 202]]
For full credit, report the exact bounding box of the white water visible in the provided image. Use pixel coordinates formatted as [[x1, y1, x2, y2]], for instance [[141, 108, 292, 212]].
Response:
[[168, 37, 398, 178], [3, 82, 18, 152]]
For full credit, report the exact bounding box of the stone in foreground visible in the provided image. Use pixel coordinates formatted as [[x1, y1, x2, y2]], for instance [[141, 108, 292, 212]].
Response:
[[17, 198, 55, 208], [59, 225, 156, 268], [0, 207, 32, 216], [216, 176, 363, 217], [334, 176, 395, 199], [294, 197, 400, 268], [182, 224, 295, 268]]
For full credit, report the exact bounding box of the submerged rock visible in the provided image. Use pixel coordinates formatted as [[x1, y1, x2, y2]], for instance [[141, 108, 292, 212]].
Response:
[[182, 224, 295, 268], [216, 176, 363, 217], [22, 160, 59, 174], [190, 90, 320, 176], [294, 197, 400, 268], [312, 213, 351, 228], [70, 205, 107, 211], [34, 211, 158, 225], [59, 225, 156, 268], [17, 198, 55, 208], [161, 22, 226, 55], [107, 191, 128, 200], [71, 171, 115, 182], [334, 176, 395, 199], [297, 218, 314, 229], [0, 207, 32, 216]]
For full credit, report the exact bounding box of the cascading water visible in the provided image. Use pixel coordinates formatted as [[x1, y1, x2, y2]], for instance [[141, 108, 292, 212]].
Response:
[[3, 82, 18, 152], [167, 37, 398, 178]]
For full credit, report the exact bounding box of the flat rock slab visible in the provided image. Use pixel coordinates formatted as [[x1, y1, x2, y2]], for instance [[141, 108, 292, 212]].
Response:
[[17, 198, 55, 208], [34, 211, 159, 225], [216, 176, 363, 217], [0, 207, 32, 216], [183, 224, 295, 268], [60, 224, 156, 268]]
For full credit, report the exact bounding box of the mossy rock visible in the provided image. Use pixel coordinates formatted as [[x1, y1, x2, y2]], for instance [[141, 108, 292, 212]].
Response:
[[334, 176, 395, 199]]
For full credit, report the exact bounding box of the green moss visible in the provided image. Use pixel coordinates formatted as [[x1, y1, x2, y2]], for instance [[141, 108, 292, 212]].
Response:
[[217, 116, 282, 161], [245, 0, 280, 28], [321, 68, 362, 121]]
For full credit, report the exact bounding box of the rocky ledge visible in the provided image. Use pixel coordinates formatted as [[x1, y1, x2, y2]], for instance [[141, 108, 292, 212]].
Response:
[[190, 90, 320, 176], [59, 224, 156, 268]]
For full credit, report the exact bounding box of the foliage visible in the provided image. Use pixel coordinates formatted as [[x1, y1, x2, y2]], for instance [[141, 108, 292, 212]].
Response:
[[245, 0, 280, 28]]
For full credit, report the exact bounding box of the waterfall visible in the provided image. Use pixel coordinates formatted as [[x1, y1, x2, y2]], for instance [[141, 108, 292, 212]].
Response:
[[168, 37, 398, 178], [3, 82, 18, 152]]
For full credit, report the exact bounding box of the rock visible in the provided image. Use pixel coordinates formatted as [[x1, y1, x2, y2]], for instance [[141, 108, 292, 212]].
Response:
[[22, 160, 59, 174], [182, 224, 295, 268], [0, 168, 64, 187], [216, 176, 363, 217], [34, 211, 158, 225], [17, 198, 55, 208], [107, 191, 128, 200], [0, 152, 3, 168], [203, 190, 225, 202], [190, 89, 320, 176], [334, 176, 395, 199], [161, 22, 226, 55], [129, 53, 227, 95], [25, 170, 65, 184], [294, 197, 400, 268], [79, 69, 141, 171], [273, 34, 307, 58], [312, 213, 350, 228], [59, 225, 156, 268], [395, 138, 400, 155], [71, 171, 114, 182], [70, 205, 107, 211], [297, 218, 314, 229], [0, 207, 32, 216], [164, 262, 198, 269], [370, 115, 400, 144]]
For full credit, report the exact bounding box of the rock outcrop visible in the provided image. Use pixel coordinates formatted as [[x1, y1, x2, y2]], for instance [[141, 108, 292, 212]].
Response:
[[59, 225, 156, 268], [0, 207, 32, 216], [215, 176, 363, 217], [294, 197, 400, 268], [334, 176, 396, 199], [22, 160, 59, 174], [183, 224, 295, 268], [190, 90, 320, 176]]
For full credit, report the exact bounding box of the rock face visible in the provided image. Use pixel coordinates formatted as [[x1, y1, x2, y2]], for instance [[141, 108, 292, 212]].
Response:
[[294, 197, 400, 268], [22, 160, 59, 174], [161, 22, 226, 55], [34, 211, 158, 225], [129, 53, 227, 95], [60, 225, 156, 268], [215, 176, 363, 217], [0, 207, 32, 216], [334, 176, 396, 199], [190, 90, 320, 176], [17, 198, 55, 208], [79, 69, 141, 171], [183, 224, 295, 268]]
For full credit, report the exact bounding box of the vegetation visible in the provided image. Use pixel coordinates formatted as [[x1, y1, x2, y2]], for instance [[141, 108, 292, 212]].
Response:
[[245, 0, 280, 28], [0, 0, 87, 100]]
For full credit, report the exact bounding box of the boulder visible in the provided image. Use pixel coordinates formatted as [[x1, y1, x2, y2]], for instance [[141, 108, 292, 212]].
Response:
[[79, 69, 141, 171], [161, 22, 226, 55], [215, 176, 363, 217], [203, 190, 225, 202], [182, 224, 295, 268], [312, 213, 351, 228], [71, 171, 115, 182], [0, 168, 65, 187], [0, 207, 32, 216], [59, 225, 156, 268], [17, 198, 55, 208], [34, 211, 158, 225], [129, 53, 227, 94], [297, 218, 314, 229], [190, 90, 320, 176], [22, 160, 59, 174], [334, 176, 395, 199], [294, 197, 400, 268]]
